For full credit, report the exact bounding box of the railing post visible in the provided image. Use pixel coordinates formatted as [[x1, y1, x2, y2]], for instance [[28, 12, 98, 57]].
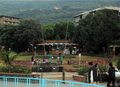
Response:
[[39, 79, 41, 87], [27, 79, 28, 87], [69, 82, 71, 87], [58, 81, 60, 87], [55, 81, 57, 87], [29, 79, 31, 87], [15, 78, 16, 87], [17, 78, 18, 87], [72, 83, 74, 87], [6, 77, 7, 87], [42, 79, 44, 87], [3, 77, 5, 87]]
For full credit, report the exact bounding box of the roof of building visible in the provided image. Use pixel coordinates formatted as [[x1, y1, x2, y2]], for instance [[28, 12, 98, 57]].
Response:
[[0, 15, 20, 19], [37, 43, 79, 46], [73, 6, 120, 18]]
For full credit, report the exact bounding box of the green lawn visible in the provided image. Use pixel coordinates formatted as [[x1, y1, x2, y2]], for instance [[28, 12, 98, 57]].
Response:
[[16, 55, 32, 60], [15, 55, 68, 63]]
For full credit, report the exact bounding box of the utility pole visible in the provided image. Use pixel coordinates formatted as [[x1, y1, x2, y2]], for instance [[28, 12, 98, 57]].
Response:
[[41, 24, 45, 55], [64, 23, 68, 54]]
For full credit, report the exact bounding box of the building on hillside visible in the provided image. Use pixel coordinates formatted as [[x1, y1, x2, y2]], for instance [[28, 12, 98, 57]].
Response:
[[0, 15, 20, 25], [73, 6, 120, 26], [35, 40, 79, 55], [54, 6, 61, 10]]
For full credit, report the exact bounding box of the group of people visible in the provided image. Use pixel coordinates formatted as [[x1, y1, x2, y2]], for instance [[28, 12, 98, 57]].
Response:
[[31, 53, 63, 65], [31, 56, 41, 65], [57, 55, 63, 65], [88, 62, 115, 87], [49, 53, 63, 65]]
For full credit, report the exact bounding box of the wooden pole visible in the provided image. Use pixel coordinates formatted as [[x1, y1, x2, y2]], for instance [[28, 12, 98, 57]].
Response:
[[64, 23, 68, 54], [41, 24, 45, 55]]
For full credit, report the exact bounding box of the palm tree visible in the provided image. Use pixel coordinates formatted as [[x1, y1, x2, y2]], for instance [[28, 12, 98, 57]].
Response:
[[0, 50, 18, 65]]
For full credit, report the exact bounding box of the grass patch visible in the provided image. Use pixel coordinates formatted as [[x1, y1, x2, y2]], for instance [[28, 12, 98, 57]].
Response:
[[16, 56, 32, 60], [15, 55, 68, 63]]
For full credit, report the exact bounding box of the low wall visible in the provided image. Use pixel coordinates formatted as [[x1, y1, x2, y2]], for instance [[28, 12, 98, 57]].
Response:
[[84, 73, 109, 82], [73, 75, 86, 83], [32, 65, 64, 72], [0, 73, 40, 78]]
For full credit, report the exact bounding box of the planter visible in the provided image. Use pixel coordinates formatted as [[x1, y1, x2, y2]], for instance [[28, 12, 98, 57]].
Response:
[[73, 75, 86, 82], [84, 73, 108, 82], [101, 72, 108, 82]]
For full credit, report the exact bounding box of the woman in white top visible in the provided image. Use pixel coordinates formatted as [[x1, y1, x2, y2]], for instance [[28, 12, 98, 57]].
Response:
[[57, 56, 60, 63]]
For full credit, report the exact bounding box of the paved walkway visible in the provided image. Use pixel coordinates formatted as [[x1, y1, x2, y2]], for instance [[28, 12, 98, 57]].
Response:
[[32, 72, 108, 86]]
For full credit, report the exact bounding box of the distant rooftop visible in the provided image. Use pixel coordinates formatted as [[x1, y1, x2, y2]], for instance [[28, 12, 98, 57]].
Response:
[[0, 15, 20, 19], [73, 6, 120, 18]]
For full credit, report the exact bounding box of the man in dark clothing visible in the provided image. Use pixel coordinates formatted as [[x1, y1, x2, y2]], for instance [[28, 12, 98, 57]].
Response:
[[107, 63, 115, 87], [88, 62, 98, 84]]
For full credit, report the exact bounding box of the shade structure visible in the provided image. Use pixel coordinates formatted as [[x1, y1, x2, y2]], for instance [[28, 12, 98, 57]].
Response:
[[36, 43, 79, 46]]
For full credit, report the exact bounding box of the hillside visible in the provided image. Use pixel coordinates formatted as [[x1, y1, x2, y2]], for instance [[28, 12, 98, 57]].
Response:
[[0, 0, 120, 24], [0, 1, 104, 14], [11, 9, 84, 25]]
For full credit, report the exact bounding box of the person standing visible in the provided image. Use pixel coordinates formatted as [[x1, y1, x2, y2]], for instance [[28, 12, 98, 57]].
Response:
[[45, 58, 48, 62], [77, 48, 79, 54], [95, 63, 100, 85], [57, 55, 60, 63], [49, 53, 52, 63], [88, 62, 98, 84], [31, 56, 34, 65], [36, 58, 39, 65], [60, 55, 63, 65], [43, 58, 45, 62], [107, 63, 115, 87]]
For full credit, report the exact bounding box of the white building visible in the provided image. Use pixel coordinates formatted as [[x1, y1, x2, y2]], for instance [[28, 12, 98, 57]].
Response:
[[73, 6, 120, 26]]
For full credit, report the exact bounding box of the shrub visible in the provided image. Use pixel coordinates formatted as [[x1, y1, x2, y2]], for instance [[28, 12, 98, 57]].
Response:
[[0, 50, 18, 65], [116, 55, 120, 70], [98, 65, 108, 73], [78, 67, 89, 75], [0, 65, 32, 74]]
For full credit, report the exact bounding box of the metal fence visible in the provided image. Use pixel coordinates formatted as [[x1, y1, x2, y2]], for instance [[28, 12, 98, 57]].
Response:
[[0, 76, 105, 87]]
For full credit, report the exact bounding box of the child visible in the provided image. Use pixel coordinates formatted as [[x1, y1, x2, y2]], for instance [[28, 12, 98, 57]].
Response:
[[39, 60, 41, 64], [36, 58, 39, 65], [31, 56, 34, 65], [45, 58, 48, 62], [43, 58, 45, 62], [60, 56, 63, 65]]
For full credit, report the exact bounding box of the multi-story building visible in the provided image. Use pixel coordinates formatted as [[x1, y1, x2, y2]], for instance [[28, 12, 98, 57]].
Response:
[[73, 6, 120, 26], [0, 15, 20, 25]]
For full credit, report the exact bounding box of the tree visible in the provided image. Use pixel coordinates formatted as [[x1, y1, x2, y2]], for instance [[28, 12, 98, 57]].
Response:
[[54, 21, 75, 40], [55, 34, 60, 40], [0, 24, 19, 52], [44, 24, 55, 40], [61, 21, 75, 40], [74, 9, 120, 53], [15, 19, 42, 51], [62, 5, 70, 10]]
